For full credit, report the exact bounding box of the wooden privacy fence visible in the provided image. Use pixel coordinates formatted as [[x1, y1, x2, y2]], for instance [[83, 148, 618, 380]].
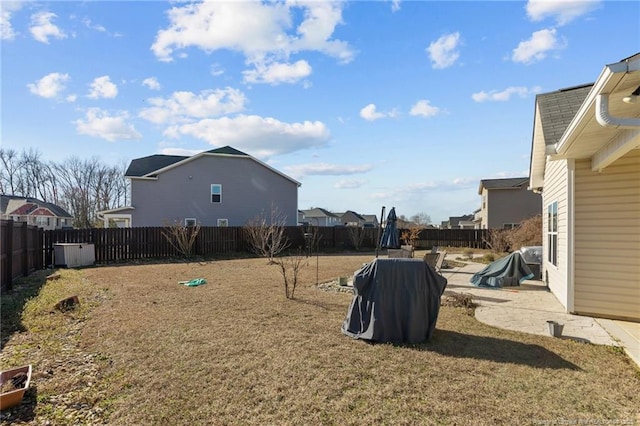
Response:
[[41, 226, 488, 265], [1, 220, 43, 291], [2, 224, 489, 289], [41, 226, 249, 266]]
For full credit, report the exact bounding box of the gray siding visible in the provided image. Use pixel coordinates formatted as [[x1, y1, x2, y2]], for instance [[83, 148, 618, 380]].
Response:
[[486, 187, 541, 229], [130, 155, 298, 226]]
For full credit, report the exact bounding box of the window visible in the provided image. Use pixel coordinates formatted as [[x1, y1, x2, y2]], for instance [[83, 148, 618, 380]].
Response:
[[217, 219, 228, 227], [36, 216, 50, 227], [185, 218, 197, 227], [547, 202, 558, 266], [503, 223, 518, 230], [211, 184, 222, 203]]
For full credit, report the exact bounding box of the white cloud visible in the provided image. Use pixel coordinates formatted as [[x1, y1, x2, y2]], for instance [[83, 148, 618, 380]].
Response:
[[359, 104, 397, 121], [210, 64, 225, 77], [82, 17, 106, 32], [409, 100, 441, 118], [27, 72, 70, 99], [165, 115, 331, 159], [426, 32, 461, 69], [285, 163, 373, 179], [243, 60, 312, 85], [74, 108, 142, 142], [29, 11, 67, 44], [66, 94, 77, 103], [142, 77, 161, 91], [334, 179, 367, 189], [88, 76, 118, 99], [391, 0, 401, 13], [139, 88, 246, 124], [512, 28, 566, 64], [472, 86, 542, 102], [151, 1, 354, 74], [526, 0, 601, 26], [1, 2, 23, 40]]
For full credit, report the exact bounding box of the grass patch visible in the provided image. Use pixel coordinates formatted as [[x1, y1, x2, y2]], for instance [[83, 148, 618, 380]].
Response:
[[2, 256, 639, 425]]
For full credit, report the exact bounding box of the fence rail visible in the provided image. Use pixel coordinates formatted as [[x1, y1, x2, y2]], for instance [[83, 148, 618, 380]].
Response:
[[2, 222, 489, 290]]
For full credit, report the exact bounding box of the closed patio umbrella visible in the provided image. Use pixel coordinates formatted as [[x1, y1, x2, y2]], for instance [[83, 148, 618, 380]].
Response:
[[379, 207, 400, 249]]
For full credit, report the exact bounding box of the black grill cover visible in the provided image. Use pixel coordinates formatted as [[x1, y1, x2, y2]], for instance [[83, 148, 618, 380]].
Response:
[[341, 258, 447, 344]]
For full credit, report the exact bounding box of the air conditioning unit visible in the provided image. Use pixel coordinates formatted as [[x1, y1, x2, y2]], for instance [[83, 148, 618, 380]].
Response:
[[54, 243, 95, 268]]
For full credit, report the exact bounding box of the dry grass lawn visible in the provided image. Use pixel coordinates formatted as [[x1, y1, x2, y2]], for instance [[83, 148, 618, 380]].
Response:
[[2, 253, 639, 425]]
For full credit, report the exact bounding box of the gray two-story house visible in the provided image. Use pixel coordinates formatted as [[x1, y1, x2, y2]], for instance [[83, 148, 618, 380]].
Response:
[[477, 177, 541, 229], [100, 146, 300, 227]]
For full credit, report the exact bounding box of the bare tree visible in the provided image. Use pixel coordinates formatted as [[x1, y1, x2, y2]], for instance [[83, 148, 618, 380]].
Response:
[[17, 148, 57, 202], [54, 157, 101, 228], [244, 205, 290, 263], [1, 147, 131, 228], [483, 228, 510, 254], [0, 148, 20, 195], [162, 221, 201, 258], [410, 212, 431, 226], [275, 250, 306, 299]]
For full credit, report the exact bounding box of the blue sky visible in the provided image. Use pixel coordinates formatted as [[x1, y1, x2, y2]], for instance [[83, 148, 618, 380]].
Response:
[[2, 0, 639, 223]]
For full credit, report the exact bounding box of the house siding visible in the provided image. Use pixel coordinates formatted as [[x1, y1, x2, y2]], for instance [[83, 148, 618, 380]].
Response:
[[130, 155, 298, 227], [573, 149, 640, 321], [542, 158, 571, 309], [485, 187, 541, 229]]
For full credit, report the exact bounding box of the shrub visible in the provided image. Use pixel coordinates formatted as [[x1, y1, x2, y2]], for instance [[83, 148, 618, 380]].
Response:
[[483, 253, 496, 263], [483, 228, 510, 253], [507, 214, 542, 249], [275, 250, 306, 299], [462, 248, 474, 259]]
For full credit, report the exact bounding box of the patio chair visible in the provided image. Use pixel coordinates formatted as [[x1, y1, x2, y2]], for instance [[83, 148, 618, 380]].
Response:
[[423, 252, 439, 269], [435, 251, 447, 272]]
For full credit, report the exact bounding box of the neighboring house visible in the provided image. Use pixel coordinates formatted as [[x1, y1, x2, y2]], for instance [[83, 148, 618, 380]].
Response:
[[339, 210, 365, 227], [477, 177, 541, 229], [441, 214, 475, 229], [361, 214, 379, 228], [529, 53, 640, 322], [1, 195, 73, 230], [472, 208, 482, 229], [299, 208, 340, 227], [100, 146, 300, 227]]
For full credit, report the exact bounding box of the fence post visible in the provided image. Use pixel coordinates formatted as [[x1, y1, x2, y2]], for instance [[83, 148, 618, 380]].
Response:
[[4, 220, 13, 291], [21, 221, 28, 277]]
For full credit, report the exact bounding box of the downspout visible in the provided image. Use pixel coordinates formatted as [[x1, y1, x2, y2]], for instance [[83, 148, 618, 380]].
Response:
[[595, 94, 640, 128], [566, 159, 575, 314]]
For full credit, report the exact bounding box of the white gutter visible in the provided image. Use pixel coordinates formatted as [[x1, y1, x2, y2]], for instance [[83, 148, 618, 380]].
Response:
[[555, 56, 640, 156], [595, 94, 640, 128]]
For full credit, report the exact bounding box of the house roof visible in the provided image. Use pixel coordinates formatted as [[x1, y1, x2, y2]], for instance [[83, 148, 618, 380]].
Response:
[[125, 145, 299, 186], [362, 214, 379, 224], [301, 208, 338, 218], [1, 195, 72, 218], [125, 154, 187, 177], [340, 210, 365, 221], [478, 177, 530, 194], [530, 53, 640, 188], [536, 84, 593, 148], [447, 215, 474, 226]]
